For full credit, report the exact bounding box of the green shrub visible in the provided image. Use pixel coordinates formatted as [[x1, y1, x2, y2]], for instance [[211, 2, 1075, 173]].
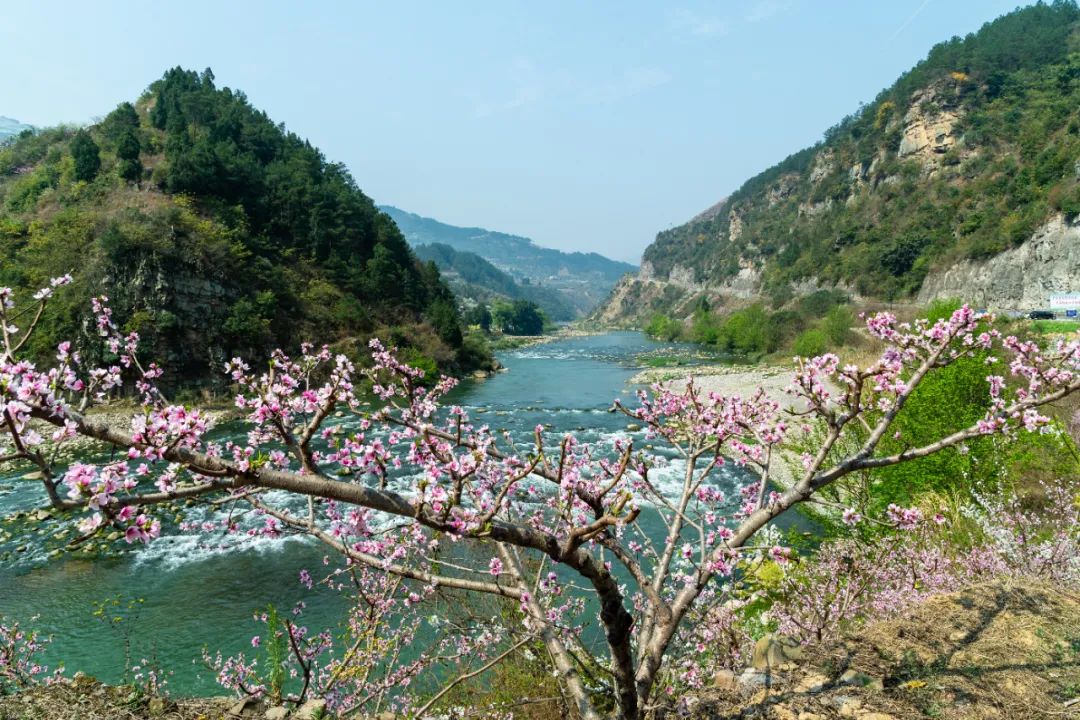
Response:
[[793, 328, 829, 357], [797, 289, 849, 317], [823, 305, 854, 346], [690, 306, 721, 344], [645, 313, 682, 342], [718, 304, 773, 355], [400, 348, 439, 380]]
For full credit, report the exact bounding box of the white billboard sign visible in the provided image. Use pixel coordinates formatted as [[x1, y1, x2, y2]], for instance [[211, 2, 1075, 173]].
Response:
[[1049, 293, 1080, 310]]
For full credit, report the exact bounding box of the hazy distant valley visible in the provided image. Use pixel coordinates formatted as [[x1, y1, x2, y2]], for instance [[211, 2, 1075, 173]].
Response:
[[382, 205, 636, 319]]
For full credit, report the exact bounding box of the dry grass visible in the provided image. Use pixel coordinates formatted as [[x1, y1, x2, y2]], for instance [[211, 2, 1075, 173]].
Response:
[[695, 580, 1080, 719], [0, 675, 229, 720]]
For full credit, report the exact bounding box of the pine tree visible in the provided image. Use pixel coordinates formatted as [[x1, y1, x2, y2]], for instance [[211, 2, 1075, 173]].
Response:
[[70, 130, 100, 182], [116, 130, 142, 184]]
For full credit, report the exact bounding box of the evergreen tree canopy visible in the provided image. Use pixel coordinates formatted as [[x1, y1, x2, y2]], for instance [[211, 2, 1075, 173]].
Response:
[[70, 130, 100, 182]]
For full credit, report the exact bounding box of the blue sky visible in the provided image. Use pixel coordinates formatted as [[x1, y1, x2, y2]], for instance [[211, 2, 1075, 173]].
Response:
[[1, 1, 1024, 262]]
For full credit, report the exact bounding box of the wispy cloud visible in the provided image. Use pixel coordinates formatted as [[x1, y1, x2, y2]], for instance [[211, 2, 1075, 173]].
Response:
[[588, 67, 672, 103], [669, 8, 729, 37], [744, 0, 791, 23], [889, 0, 934, 42], [474, 85, 543, 118]]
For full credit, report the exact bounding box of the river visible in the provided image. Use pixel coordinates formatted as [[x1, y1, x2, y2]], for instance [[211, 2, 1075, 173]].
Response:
[[0, 331, 796, 695]]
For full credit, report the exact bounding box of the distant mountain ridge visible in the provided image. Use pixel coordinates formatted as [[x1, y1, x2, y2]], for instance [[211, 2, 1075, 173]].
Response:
[[0, 117, 32, 143], [381, 205, 636, 316]]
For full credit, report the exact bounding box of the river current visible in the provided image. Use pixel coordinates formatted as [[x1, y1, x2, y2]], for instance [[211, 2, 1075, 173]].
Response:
[[0, 332, 787, 694]]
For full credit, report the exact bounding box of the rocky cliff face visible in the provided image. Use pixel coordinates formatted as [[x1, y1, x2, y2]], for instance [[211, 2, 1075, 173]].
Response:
[[595, 3, 1080, 324], [897, 85, 963, 167], [595, 260, 762, 326], [917, 214, 1080, 310]]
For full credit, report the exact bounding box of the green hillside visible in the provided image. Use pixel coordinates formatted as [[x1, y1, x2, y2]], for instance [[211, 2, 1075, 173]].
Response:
[[639, 0, 1080, 302], [0, 68, 486, 389], [413, 242, 576, 321]]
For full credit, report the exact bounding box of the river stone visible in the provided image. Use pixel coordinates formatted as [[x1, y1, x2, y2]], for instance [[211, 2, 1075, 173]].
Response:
[[738, 668, 769, 688], [32, 509, 53, 521], [838, 669, 883, 690], [264, 707, 289, 720], [626, 423, 642, 431], [147, 696, 174, 716], [752, 633, 805, 670], [830, 695, 861, 716], [228, 696, 262, 717], [793, 671, 830, 693], [713, 668, 739, 691], [21, 471, 45, 481], [295, 699, 327, 719]]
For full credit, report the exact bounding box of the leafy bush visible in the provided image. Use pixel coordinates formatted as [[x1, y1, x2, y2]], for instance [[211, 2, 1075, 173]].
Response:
[[645, 313, 681, 342], [822, 304, 854, 345], [792, 328, 829, 357], [718, 304, 772, 355]]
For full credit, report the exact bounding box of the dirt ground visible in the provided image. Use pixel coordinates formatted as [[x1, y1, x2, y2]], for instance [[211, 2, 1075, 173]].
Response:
[[687, 580, 1080, 719]]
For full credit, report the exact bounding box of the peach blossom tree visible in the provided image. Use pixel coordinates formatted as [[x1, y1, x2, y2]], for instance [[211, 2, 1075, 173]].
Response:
[[1, 277, 1078, 718]]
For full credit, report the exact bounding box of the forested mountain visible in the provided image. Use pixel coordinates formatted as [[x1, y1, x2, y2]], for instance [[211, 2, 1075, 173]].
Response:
[[0, 68, 487, 388], [0, 117, 32, 143], [413, 243, 576, 321], [382, 205, 636, 316], [598, 1, 1080, 324]]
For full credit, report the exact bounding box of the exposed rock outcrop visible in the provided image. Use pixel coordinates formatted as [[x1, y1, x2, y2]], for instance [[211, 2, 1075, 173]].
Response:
[[593, 261, 760, 326], [808, 149, 835, 183], [729, 209, 745, 241], [767, 174, 800, 206], [918, 214, 1080, 310], [897, 85, 962, 166]]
